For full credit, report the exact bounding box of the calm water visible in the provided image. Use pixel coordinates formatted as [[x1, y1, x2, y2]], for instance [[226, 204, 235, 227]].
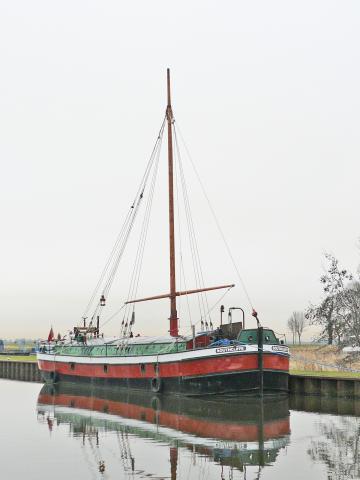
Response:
[[1, 379, 360, 480]]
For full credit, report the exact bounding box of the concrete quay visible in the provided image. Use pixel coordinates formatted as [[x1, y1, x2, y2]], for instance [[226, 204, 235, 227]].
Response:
[[0, 360, 42, 382], [289, 373, 360, 399]]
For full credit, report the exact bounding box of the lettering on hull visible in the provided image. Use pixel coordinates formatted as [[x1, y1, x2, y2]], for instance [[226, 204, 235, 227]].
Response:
[[215, 346, 246, 354]]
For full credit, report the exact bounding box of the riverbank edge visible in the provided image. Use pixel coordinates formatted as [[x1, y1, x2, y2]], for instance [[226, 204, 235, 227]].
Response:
[[2, 360, 360, 398]]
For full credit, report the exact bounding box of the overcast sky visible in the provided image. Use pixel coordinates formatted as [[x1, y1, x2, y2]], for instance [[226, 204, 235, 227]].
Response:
[[1, 1, 359, 340]]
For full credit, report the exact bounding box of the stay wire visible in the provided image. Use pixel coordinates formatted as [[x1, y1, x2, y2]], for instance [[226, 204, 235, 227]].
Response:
[[83, 119, 165, 321], [85, 117, 166, 325], [129, 151, 161, 313], [121, 125, 163, 337], [176, 139, 204, 322], [82, 207, 133, 320], [176, 130, 211, 324], [130, 128, 163, 303], [183, 286, 233, 332], [92, 192, 143, 323], [121, 121, 164, 338], [174, 126, 211, 324], [174, 136, 192, 327], [103, 121, 166, 299], [175, 122, 254, 311], [100, 304, 126, 329]]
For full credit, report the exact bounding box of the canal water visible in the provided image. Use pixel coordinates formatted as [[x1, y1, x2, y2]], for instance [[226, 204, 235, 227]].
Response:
[[1, 379, 359, 480]]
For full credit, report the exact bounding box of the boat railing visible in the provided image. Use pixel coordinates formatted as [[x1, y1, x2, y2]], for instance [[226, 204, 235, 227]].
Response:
[[39, 343, 55, 354]]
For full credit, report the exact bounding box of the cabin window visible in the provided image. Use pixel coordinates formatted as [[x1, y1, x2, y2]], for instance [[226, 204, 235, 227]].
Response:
[[140, 363, 146, 374], [70, 362, 75, 371], [103, 364, 108, 373]]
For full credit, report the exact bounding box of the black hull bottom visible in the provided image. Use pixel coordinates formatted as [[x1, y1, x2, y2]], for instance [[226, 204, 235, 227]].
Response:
[[41, 369, 288, 397]]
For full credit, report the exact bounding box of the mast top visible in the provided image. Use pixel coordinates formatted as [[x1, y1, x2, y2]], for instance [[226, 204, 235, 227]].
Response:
[[167, 68, 171, 108]]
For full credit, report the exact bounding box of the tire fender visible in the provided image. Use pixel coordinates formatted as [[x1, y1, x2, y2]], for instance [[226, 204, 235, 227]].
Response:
[[151, 377, 162, 393]]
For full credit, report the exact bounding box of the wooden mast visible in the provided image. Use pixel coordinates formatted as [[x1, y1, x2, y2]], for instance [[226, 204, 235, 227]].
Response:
[[166, 68, 178, 337], [125, 71, 236, 332]]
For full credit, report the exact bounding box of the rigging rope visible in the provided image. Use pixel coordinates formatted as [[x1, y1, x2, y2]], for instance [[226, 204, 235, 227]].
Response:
[[100, 304, 126, 329], [174, 122, 254, 311], [173, 125, 211, 326], [121, 125, 163, 338], [82, 207, 133, 320], [174, 152, 192, 328], [82, 109, 253, 337], [81, 117, 166, 326], [90, 190, 143, 324], [182, 286, 233, 332]]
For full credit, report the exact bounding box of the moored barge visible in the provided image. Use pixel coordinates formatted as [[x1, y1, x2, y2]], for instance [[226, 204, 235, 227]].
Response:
[[37, 70, 289, 395]]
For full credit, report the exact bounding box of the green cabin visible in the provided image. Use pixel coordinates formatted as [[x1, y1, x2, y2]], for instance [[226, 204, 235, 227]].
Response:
[[237, 329, 280, 345]]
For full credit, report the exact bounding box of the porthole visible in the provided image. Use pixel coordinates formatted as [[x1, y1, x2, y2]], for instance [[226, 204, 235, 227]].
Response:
[[70, 362, 75, 371], [103, 364, 108, 373]]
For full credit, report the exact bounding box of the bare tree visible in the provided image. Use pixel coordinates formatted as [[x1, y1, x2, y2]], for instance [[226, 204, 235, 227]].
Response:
[[295, 311, 306, 344], [288, 311, 306, 344], [287, 314, 297, 344]]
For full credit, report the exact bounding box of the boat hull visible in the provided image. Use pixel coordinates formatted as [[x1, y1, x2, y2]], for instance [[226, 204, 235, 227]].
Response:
[[40, 368, 288, 395], [38, 347, 289, 396]]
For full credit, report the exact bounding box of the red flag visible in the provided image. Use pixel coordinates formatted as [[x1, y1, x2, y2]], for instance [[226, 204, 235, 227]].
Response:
[[48, 327, 54, 342]]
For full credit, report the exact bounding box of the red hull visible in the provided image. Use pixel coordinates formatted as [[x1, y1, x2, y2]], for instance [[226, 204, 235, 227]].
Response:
[[38, 352, 288, 379]]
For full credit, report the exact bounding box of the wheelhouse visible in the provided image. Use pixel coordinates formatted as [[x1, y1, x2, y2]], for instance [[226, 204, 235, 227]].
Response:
[[238, 328, 280, 345]]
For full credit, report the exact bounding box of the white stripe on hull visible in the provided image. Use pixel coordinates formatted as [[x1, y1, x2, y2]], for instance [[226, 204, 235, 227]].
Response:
[[37, 344, 289, 366]]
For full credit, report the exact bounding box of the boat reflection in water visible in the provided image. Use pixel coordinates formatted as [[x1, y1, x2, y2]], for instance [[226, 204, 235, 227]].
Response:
[[37, 384, 290, 478]]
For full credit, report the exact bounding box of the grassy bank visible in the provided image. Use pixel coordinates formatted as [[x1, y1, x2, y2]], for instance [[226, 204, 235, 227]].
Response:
[[0, 355, 37, 362], [289, 344, 360, 377], [290, 369, 360, 379]]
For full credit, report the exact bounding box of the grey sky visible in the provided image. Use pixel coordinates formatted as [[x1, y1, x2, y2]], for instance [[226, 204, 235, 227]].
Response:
[[1, 1, 359, 339]]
